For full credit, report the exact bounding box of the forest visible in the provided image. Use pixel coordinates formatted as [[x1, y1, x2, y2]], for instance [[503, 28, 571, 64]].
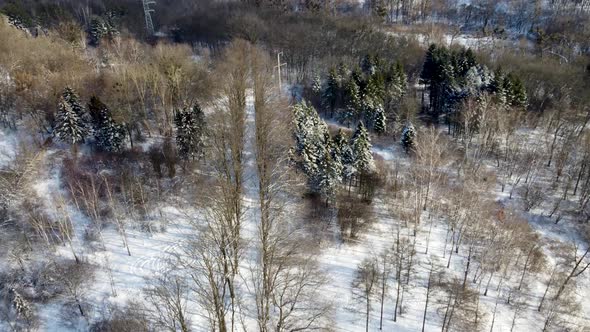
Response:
[[0, 0, 589, 331]]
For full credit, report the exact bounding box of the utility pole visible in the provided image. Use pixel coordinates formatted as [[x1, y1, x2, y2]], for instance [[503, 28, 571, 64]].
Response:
[[274, 52, 286, 94], [142, 0, 156, 36]]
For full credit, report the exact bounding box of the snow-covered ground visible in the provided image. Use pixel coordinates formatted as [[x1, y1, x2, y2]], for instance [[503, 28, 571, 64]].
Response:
[[2, 96, 590, 331]]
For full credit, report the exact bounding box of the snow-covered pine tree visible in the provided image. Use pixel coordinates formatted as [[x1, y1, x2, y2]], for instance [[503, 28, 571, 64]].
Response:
[[62, 87, 87, 121], [373, 105, 386, 135], [328, 133, 344, 178], [361, 54, 377, 75], [387, 61, 407, 101], [337, 62, 349, 84], [370, 0, 387, 21], [490, 68, 507, 106], [88, 12, 119, 47], [95, 113, 125, 152], [420, 44, 438, 84], [292, 101, 343, 197], [508, 74, 528, 108], [175, 103, 206, 160], [322, 68, 339, 115], [464, 66, 484, 96], [361, 74, 385, 129], [350, 121, 375, 176], [88, 96, 125, 152], [316, 139, 342, 200], [342, 78, 362, 126], [401, 122, 416, 153], [334, 129, 355, 180], [11, 289, 32, 320], [53, 97, 87, 145], [312, 73, 322, 94], [89, 16, 108, 46], [366, 73, 385, 103]]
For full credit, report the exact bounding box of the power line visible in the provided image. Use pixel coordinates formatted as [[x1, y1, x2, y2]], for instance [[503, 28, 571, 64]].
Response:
[[142, 0, 156, 36], [274, 52, 287, 95]]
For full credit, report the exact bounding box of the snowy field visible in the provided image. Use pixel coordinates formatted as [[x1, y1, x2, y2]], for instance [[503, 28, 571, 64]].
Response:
[[1, 91, 589, 332]]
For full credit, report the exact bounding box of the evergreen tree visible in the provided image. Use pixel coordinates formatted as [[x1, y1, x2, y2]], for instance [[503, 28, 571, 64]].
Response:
[[312, 73, 322, 94], [323, 68, 339, 115], [292, 101, 343, 198], [11, 289, 32, 321], [334, 129, 355, 180], [317, 139, 342, 199], [373, 106, 386, 135], [342, 78, 362, 126], [371, 0, 387, 21], [361, 54, 377, 75], [490, 68, 508, 105], [420, 44, 438, 84], [89, 16, 108, 46], [351, 66, 364, 87], [337, 62, 349, 83], [362, 74, 385, 129], [62, 87, 87, 121], [507, 74, 528, 108], [387, 62, 407, 101], [464, 66, 483, 96], [54, 97, 87, 145], [88, 96, 125, 152], [401, 122, 416, 153], [95, 113, 125, 152], [175, 103, 206, 160], [350, 122, 375, 176], [88, 13, 119, 46]]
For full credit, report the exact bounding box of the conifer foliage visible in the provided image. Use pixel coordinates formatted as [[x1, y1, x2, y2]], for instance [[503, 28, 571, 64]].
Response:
[[88, 12, 119, 46], [175, 103, 206, 161], [88, 96, 126, 152], [350, 122, 375, 175], [292, 102, 346, 199], [401, 122, 416, 153], [53, 87, 88, 145], [291, 102, 376, 200], [420, 44, 528, 116], [320, 54, 406, 134]]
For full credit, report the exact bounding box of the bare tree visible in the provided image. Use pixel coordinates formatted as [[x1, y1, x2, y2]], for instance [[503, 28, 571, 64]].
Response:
[[145, 272, 191, 332], [55, 261, 94, 318], [352, 257, 379, 332], [413, 126, 449, 211]]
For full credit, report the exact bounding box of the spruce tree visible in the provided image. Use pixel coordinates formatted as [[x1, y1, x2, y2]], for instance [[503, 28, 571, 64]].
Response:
[[175, 103, 206, 161], [88, 96, 125, 152], [401, 122, 416, 153], [490, 68, 507, 106], [361, 54, 377, 75], [95, 114, 125, 152], [292, 101, 344, 197], [371, 0, 387, 21], [334, 129, 355, 180], [420, 44, 438, 84], [323, 68, 339, 115], [89, 16, 108, 46], [62, 87, 87, 121], [508, 74, 528, 108], [54, 98, 87, 145], [464, 66, 483, 96], [387, 62, 407, 101], [88, 13, 119, 47], [312, 74, 322, 94], [337, 62, 349, 84], [350, 122, 374, 176], [373, 106, 386, 135], [342, 78, 362, 126], [317, 139, 342, 200]]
